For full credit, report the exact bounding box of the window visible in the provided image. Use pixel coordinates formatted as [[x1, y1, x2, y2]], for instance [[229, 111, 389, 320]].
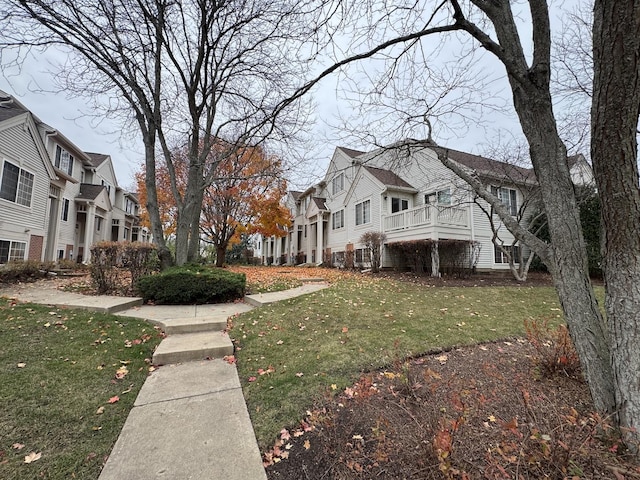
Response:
[[125, 198, 135, 214], [355, 199, 370, 226], [332, 210, 344, 229], [425, 188, 451, 206], [494, 244, 521, 264], [1, 160, 34, 207], [391, 197, 409, 213], [55, 145, 74, 176], [0, 240, 26, 263], [101, 180, 111, 194], [491, 186, 518, 215], [355, 248, 371, 263], [96, 217, 102, 232], [332, 173, 344, 195], [61, 198, 70, 221]]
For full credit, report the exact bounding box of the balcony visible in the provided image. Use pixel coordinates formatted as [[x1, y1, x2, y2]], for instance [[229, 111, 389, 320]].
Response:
[[382, 204, 469, 233]]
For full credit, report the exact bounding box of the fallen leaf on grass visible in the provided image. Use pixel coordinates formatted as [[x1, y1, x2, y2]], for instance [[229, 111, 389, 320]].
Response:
[[295, 372, 304, 377], [280, 429, 291, 441], [108, 396, 119, 404], [248, 376, 257, 382], [115, 366, 128, 379], [303, 440, 311, 450], [12, 443, 25, 450], [96, 406, 105, 415], [24, 452, 41, 463], [341, 327, 349, 333], [17, 363, 26, 368], [223, 355, 236, 364]]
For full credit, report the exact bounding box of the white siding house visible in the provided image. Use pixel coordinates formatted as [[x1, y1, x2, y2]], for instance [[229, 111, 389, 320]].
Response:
[[0, 90, 148, 264], [260, 140, 590, 274]]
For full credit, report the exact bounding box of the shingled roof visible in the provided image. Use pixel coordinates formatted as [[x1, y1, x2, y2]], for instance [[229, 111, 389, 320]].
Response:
[[77, 183, 107, 201], [364, 166, 416, 189], [312, 197, 327, 210], [85, 152, 109, 168], [337, 146, 366, 158], [445, 149, 535, 183], [0, 92, 29, 123]]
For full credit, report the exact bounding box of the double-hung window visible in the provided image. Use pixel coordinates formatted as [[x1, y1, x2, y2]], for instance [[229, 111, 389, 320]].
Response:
[[425, 188, 451, 206], [491, 186, 518, 216], [1, 160, 34, 207], [55, 145, 74, 176], [355, 199, 370, 226], [332, 173, 344, 195], [332, 210, 344, 230], [494, 245, 521, 264], [0, 240, 27, 263]]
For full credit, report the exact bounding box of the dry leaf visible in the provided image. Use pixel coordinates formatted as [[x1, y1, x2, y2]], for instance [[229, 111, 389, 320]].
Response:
[[108, 396, 119, 404], [24, 452, 41, 463], [12, 443, 25, 450], [303, 439, 311, 450], [435, 354, 448, 365], [17, 363, 26, 368], [96, 406, 105, 415]]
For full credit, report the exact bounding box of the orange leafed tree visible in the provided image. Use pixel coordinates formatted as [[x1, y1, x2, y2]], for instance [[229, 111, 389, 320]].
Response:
[[200, 145, 291, 266], [136, 143, 290, 265]]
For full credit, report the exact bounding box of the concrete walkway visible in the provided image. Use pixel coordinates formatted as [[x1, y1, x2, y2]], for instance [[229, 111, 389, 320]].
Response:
[[0, 279, 329, 480]]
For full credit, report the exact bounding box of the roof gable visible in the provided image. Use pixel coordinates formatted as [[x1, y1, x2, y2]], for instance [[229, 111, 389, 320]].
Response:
[[363, 166, 415, 189]]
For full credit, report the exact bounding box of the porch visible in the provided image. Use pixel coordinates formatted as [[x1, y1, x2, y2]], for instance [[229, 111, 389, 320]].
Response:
[[382, 204, 470, 238]]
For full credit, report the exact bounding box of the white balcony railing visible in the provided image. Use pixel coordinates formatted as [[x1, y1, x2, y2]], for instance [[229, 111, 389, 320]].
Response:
[[382, 204, 469, 232]]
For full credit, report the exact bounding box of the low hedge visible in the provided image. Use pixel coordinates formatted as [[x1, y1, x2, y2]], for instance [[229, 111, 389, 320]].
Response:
[[0, 261, 55, 284], [136, 265, 246, 304]]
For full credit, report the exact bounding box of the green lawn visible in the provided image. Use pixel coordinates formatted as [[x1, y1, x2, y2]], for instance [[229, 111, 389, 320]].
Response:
[[0, 299, 162, 480], [231, 276, 565, 450]]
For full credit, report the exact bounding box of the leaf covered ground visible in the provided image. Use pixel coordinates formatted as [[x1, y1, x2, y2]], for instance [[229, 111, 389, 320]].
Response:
[[0, 299, 162, 479]]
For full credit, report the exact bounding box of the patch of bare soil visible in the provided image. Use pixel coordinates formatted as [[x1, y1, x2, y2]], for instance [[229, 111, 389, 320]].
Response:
[[266, 341, 637, 479]]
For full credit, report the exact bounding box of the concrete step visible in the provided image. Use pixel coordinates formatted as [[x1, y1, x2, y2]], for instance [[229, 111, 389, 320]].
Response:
[[152, 332, 234, 365], [161, 317, 228, 335]]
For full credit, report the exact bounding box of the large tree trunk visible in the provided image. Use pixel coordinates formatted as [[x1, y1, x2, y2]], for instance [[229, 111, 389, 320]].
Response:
[[591, 0, 640, 450], [143, 136, 173, 269], [216, 243, 228, 267], [465, 0, 616, 415]]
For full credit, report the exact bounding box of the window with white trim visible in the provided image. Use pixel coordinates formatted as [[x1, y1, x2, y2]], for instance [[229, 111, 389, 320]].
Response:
[[332, 173, 344, 195], [494, 244, 521, 264], [491, 186, 518, 216], [55, 145, 74, 176], [61, 198, 70, 221], [391, 197, 409, 213], [425, 188, 451, 206], [96, 217, 102, 232], [355, 248, 371, 263], [0, 240, 27, 263], [355, 199, 370, 226], [1, 160, 34, 207], [332, 210, 344, 230]]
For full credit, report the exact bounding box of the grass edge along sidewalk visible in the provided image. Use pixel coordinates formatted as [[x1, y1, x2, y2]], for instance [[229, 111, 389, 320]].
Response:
[[0, 299, 162, 480]]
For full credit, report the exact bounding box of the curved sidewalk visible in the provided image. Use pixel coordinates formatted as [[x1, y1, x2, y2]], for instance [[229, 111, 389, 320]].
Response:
[[0, 280, 329, 480]]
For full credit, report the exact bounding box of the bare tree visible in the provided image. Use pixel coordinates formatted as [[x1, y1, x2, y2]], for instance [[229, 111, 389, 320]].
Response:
[[1, 0, 317, 267], [359, 231, 387, 273]]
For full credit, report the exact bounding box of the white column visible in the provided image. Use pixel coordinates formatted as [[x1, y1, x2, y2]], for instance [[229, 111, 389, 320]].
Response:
[[316, 214, 324, 264], [83, 204, 96, 264], [306, 222, 312, 263]]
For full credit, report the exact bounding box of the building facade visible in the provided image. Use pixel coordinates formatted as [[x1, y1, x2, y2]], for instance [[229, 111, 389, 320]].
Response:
[[0, 90, 148, 264]]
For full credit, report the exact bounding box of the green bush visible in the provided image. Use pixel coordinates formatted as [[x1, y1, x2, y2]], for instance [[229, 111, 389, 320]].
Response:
[[136, 265, 246, 304], [0, 261, 55, 284]]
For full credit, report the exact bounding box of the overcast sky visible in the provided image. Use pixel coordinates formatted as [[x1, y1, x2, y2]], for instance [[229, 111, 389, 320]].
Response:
[[1, 1, 583, 190]]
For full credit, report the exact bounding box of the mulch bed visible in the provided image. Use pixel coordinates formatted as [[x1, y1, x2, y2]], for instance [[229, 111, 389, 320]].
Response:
[[266, 341, 637, 479]]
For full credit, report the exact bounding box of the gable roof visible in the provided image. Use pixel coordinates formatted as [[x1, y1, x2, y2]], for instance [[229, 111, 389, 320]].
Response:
[[336, 146, 365, 158], [290, 190, 303, 201], [364, 166, 415, 189], [77, 183, 108, 201], [445, 149, 535, 184], [85, 152, 110, 167], [0, 92, 29, 123], [312, 197, 327, 211]]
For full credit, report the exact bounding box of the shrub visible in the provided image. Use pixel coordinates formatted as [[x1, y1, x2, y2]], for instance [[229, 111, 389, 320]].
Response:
[[524, 318, 581, 377], [0, 261, 55, 284], [90, 241, 158, 294], [136, 265, 246, 304]]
